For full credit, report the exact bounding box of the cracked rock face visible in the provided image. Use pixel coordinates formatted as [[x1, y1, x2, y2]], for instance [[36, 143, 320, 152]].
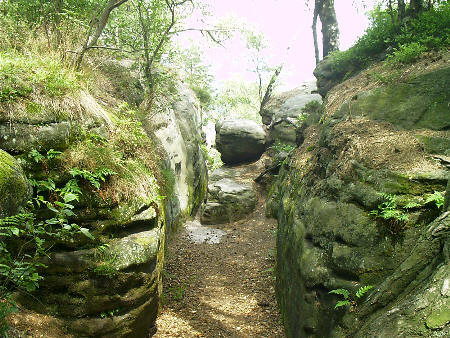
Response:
[[215, 119, 266, 165], [201, 170, 256, 225]]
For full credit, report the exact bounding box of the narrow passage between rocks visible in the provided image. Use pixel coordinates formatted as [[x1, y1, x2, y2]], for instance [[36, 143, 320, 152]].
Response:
[[154, 159, 284, 337]]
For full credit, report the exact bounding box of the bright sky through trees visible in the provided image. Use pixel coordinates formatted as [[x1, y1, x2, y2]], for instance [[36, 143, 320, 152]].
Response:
[[178, 0, 374, 91]]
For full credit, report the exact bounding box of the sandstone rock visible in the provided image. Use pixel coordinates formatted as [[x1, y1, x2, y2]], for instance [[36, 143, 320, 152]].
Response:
[[268, 65, 450, 337], [215, 119, 266, 164], [201, 169, 256, 224], [148, 83, 208, 233], [0, 149, 31, 217], [260, 81, 322, 145], [313, 57, 346, 97], [12, 81, 207, 337], [0, 121, 73, 153]]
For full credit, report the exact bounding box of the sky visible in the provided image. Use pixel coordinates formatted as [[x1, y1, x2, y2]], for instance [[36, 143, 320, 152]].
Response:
[[177, 0, 375, 91]]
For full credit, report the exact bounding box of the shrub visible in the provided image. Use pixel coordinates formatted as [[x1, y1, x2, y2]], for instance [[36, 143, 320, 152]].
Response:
[[327, 3, 449, 76], [388, 42, 427, 64]]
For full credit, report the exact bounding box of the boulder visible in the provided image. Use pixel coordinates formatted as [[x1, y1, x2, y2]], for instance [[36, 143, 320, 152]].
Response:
[[215, 119, 266, 164], [0, 149, 31, 217], [201, 168, 256, 224], [259, 81, 322, 145], [313, 57, 346, 97]]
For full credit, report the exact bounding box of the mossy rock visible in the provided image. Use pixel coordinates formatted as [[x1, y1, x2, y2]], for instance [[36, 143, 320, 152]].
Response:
[[337, 67, 450, 130], [416, 135, 450, 156], [0, 149, 31, 217], [426, 307, 450, 330]]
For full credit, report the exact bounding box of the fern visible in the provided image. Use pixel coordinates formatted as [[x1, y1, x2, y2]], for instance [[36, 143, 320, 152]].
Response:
[[334, 300, 351, 309], [424, 191, 445, 209], [329, 288, 350, 299], [69, 168, 116, 190], [356, 285, 374, 298], [0, 213, 34, 237], [404, 201, 421, 209], [329, 285, 375, 311]]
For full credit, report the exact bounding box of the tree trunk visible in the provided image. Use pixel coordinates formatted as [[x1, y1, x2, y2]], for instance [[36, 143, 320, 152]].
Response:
[[312, 0, 322, 65], [410, 0, 424, 17], [319, 0, 339, 58], [73, 0, 129, 69], [259, 64, 282, 115], [398, 0, 406, 22]]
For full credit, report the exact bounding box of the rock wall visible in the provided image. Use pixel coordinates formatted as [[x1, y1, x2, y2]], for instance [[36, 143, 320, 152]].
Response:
[[144, 84, 208, 235], [0, 68, 207, 336], [268, 64, 450, 337]]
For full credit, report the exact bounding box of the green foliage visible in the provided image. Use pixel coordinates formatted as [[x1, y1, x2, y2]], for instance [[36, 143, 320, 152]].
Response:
[[298, 100, 323, 126], [424, 191, 445, 209], [269, 142, 295, 154], [69, 168, 116, 190], [167, 283, 186, 301], [329, 288, 350, 299], [200, 144, 223, 171], [327, 3, 449, 76], [388, 42, 427, 64], [100, 308, 119, 318], [212, 78, 261, 122], [355, 285, 374, 298], [329, 285, 374, 310], [93, 262, 118, 278], [0, 50, 80, 102], [370, 191, 445, 230], [0, 147, 115, 331], [369, 193, 409, 222]]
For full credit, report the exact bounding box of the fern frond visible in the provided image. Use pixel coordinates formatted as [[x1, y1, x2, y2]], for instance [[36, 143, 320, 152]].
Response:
[[356, 285, 374, 298], [329, 288, 350, 299], [334, 300, 350, 309]]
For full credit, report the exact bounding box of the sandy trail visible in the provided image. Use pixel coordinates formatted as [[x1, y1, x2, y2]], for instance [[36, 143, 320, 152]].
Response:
[[154, 160, 284, 337]]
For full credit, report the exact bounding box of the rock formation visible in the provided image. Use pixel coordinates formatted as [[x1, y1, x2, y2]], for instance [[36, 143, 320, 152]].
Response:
[[259, 81, 322, 145], [0, 64, 207, 336], [201, 167, 256, 224], [267, 62, 450, 337], [215, 119, 266, 164]]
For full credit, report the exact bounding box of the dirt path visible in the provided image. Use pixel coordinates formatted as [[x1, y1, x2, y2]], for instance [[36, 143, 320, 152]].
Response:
[[154, 160, 285, 337]]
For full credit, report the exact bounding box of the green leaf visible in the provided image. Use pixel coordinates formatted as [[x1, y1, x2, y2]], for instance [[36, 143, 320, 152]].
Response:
[[63, 193, 78, 203], [356, 285, 374, 298], [80, 227, 94, 240], [10, 227, 20, 236], [329, 288, 350, 299], [334, 300, 351, 309]]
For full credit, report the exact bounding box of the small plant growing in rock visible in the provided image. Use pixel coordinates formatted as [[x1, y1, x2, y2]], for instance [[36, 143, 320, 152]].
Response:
[[424, 191, 445, 209], [370, 194, 409, 222], [329, 285, 374, 310], [269, 142, 295, 154]]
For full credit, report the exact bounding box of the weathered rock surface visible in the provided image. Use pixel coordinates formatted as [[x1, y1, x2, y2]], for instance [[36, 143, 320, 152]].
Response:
[[215, 119, 266, 164], [312, 57, 347, 97], [1, 69, 207, 336], [0, 91, 111, 154], [260, 81, 322, 145], [0, 150, 32, 217], [268, 64, 450, 337], [201, 167, 256, 224], [147, 84, 208, 235]]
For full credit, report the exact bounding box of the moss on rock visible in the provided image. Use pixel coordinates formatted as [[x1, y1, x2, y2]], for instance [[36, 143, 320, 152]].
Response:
[[0, 149, 31, 217], [337, 68, 450, 130]]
